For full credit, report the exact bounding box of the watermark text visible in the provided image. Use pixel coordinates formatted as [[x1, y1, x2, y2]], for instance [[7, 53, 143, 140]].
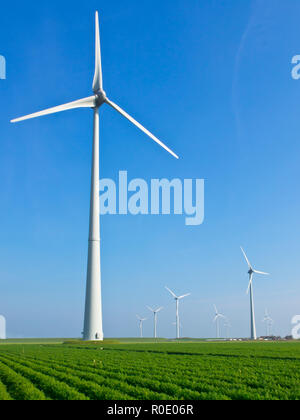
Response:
[[291, 315, 300, 339], [100, 171, 205, 226], [0, 55, 6, 80]]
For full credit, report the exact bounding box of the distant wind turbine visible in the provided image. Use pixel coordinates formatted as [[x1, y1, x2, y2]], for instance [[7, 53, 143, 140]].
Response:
[[11, 12, 178, 341], [165, 287, 190, 339], [224, 318, 231, 339], [213, 305, 225, 339], [147, 307, 163, 339], [241, 247, 270, 340], [136, 315, 147, 338], [262, 309, 273, 337]]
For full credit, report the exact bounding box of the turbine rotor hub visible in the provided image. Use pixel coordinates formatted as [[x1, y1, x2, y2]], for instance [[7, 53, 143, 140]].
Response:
[[95, 90, 107, 107]]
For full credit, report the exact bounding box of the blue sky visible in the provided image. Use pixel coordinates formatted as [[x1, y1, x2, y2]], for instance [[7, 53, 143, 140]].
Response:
[[1, 0, 300, 339]]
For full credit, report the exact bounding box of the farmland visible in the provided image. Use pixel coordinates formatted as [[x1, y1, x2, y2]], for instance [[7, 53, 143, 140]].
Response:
[[0, 341, 299, 400]]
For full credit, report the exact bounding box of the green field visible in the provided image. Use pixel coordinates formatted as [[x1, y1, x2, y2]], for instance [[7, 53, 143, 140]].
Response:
[[0, 340, 299, 400]]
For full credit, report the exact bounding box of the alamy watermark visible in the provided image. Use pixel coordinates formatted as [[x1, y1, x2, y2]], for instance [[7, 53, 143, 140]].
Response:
[[0, 315, 6, 340], [100, 171, 205, 226], [291, 55, 300, 80], [0, 55, 6, 80], [291, 315, 300, 339]]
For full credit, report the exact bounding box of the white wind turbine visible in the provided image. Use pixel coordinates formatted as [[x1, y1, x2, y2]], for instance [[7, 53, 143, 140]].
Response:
[[136, 315, 147, 339], [223, 318, 231, 339], [147, 307, 163, 339], [11, 12, 178, 341], [165, 287, 191, 339], [262, 309, 273, 337], [241, 247, 270, 341], [213, 305, 225, 339]]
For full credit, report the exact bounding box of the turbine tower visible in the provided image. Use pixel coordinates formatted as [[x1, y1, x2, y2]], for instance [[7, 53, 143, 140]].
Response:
[[136, 315, 147, 338], [11, 12, 178, 341], [147, 307, 163, 339], [262, 309, 273, 337], [213, 305, 225, 339], [165, 287, 190, 339], [172, 321, 183, 336], [241, 247, 269, 341]]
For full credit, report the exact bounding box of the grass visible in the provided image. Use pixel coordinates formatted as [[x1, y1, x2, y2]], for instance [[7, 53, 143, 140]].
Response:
[[0, 340, 299, 400]]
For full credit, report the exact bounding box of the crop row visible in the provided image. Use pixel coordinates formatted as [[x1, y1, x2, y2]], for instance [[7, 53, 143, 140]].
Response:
[[0, 361, 47, 400]]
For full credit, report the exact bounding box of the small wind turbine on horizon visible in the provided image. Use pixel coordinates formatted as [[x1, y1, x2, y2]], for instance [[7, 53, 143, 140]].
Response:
[[262, 309, 273, 337], [241, 247, 270, 341], [147, 307, 163, 339], [165, 287, 190, 339], [223, 318, 231, 339], [11, 12, 178, 341], [136, 315, 147, 339], [213, 305, 225, 339]]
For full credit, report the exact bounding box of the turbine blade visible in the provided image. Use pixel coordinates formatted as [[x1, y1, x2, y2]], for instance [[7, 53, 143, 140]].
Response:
[[92, 11, 103, 92], [253, 270, 270, 276], [165, 287, 177, 298], [11, 96, 96, 123], [241, 247, 252, 269], [106, 99, 179, 159], [213, 305, 218, 314], [156, 307, 164, 313], [147, 306, 154, 313], [178, 293, 191, 300]]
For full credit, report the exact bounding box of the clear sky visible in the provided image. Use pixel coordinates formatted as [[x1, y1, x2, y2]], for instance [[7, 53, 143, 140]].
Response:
[[0, 0, 300, 339]]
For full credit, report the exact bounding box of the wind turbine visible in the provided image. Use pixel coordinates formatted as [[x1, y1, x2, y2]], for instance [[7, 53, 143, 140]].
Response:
[[213, 305, 225, 339], [223, 318, 231, 339], [262, 309, 273, 337], [165, 287, 190, 339], [147, 307, 163, 339], [136, 315, 147, 339], [11, 12, 178, 341], [241, 247, 269, 341]]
